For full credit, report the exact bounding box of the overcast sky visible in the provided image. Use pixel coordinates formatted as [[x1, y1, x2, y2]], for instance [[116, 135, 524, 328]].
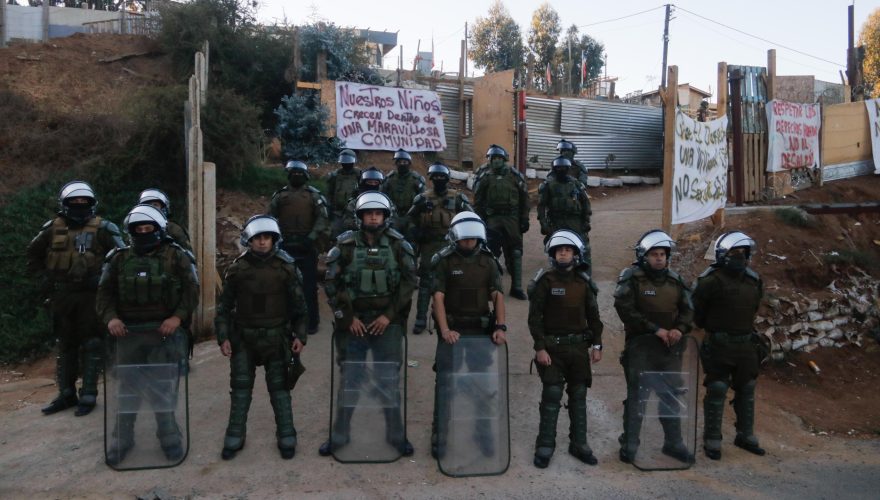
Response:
[[257, 0, 878, 98]]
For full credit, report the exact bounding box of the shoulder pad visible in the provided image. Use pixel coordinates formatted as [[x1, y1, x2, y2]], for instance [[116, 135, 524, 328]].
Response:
[[578, 271, 599, 294], [435, 244, 455, 260], [744, 268, 761, 282], [399, 239, 416, 257], [666, 269, 688, 287], [275, 249, 295, 264], [41, 219, 53, 230], [617, 267, 636, 283], [698, 266, 719, 279], [327, 170, 339, 179], [385, 227, 405, 240], [538, 181, 548, 193], [336, 230, 355, 245], [458, 192, 471, 204], [532, 267, 549, 284], [326, 246, 342, 262], [272, 186, 290, 197], [169, 242, 197, 264], [104, 246, 125, 262], [100, 220, 122, 234], [412, 193, 427, 204], [306, 185, 321, 194]]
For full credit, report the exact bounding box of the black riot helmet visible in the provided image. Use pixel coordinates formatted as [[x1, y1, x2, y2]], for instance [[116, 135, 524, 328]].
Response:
[[359, 166, 385, 192], [485, 144, 509, 161], [285, 160, 310, 186], [338, 149, 357, 167], [58, 180, 97, 224], [428, 162, 451, 193], [551, 156, 572, 179], [556, 139, 577, 156]]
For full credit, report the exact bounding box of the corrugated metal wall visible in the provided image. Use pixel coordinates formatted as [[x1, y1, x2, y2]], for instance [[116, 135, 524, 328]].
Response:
[[525, 96, 663, 170], [436, 83, 474, 165]]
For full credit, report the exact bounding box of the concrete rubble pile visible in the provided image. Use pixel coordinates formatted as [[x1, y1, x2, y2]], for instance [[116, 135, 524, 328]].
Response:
[[759, 270, 880, 360]]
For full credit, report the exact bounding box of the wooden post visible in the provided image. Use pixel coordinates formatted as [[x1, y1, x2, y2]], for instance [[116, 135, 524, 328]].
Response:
[[200, 162, 217, 335], [186, 74, 204, 333], [661, 65, 678, 233], [730, 69, 745, 206], [458, 39, 466, 168], [42, 1, 49, 42], [766, 50, 776, 101], [710, 62, 728, 228], [1, 0, 7, 48], [201, 41, 209, 105]]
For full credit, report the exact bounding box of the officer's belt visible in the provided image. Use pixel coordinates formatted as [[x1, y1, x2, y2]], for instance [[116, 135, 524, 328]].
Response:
[[708, 331, 751, 343], [238, 324, 287, 337], [546, 332, 591, 346]]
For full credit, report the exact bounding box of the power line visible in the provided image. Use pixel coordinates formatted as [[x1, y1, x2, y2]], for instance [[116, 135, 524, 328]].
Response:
[[578, 5, 666, 28], [674, 4, 845, 68]]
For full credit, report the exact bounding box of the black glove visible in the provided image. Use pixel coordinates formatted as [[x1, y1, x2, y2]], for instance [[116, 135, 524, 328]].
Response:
[[520, 221, 529, 234]]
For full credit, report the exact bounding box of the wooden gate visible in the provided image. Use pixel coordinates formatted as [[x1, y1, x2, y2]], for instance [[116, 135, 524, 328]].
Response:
[[728, 65, 768, 202]]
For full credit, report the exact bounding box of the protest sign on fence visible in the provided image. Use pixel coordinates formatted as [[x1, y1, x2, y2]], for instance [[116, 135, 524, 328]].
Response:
[[671, 109, 728, 225], [766, 99, 821, 173], [865, 98, 880, 175], [334, 81, 447, 151]]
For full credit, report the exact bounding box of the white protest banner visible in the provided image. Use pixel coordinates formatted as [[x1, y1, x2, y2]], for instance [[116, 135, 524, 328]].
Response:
[[672, 109, 728, 225], [766, 99, 821, 172], [335, 81, 447, 151], [865, 98, 880, 174]]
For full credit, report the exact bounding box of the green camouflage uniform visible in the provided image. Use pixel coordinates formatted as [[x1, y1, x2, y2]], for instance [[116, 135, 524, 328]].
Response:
[[473, 163, 530, 294], [326, 167, 362, 238], [537, 175, 592, 272], [96, 238, 199, 460], [27, 214, 124, 412], [406, 188, 473, 330], [323, 226, 417, 451], [381, 169, 425, 235], [215, 248, 307, 456]]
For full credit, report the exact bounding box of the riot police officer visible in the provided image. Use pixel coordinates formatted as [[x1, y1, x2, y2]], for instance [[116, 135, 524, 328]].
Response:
[[556, 139, 589, 186], [528, 230, 603, 468], [537, 156, 592, 272], [215, 215, 307, 460], [97, 204, 199, 465], [406, 162, 473, 334], [693, 231, 766, 460], [613, 230, 693, 464], [381, 149, 425, 235], [320, 192, 417, 458], [138, 189, 192, 252], [473, 145, 530, 300], [270, 160, 329, 335], [27, 181, 125, 417], [326, 149, 362, 238], [339, 166, 389, 234], [430, 211, 507, 463]]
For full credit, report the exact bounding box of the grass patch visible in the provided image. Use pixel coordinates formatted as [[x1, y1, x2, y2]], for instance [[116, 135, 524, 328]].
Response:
[[774, 207, 815, 228], [823, 249, 880, 270]]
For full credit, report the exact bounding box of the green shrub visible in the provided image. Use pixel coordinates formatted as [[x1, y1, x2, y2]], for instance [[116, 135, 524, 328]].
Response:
[[823, 249, 880, 270], [275, 92, 342, 164], [774, 207, 814, 228]]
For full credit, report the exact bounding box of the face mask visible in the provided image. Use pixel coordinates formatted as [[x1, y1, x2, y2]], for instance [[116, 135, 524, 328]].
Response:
[[396, 162, 410, 174], [490, 158, 505, 170], [65, 204, 93, 223], [289, 174, 306, 187], [341, 163, 354, 171], [433, 179, 449, 193], [726, 254, 748, 272], [561, 150, 574, 160], [553, 168, 569, 180], [131, 231, 162, 255]]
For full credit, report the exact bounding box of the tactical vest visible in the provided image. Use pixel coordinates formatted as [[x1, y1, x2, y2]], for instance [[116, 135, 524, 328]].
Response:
[[45, 216, 103, 283], [386, 171, 420, 213], [419, 190, 459, 240], [485, 170, 520, 211], [633, 270, 681, 330], [231, 255, 290, 328], [331, 170, 361, 212], [116, 245, 181, 322], [276, 187, 316, 236], [701, 270, 761, 334], [542, 271, 588, 333], [547, 178, 585, 217], [343, 234, 400, 311], [442, 252, 492, 325]]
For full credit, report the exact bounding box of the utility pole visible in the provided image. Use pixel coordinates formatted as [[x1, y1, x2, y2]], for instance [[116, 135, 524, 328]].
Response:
[[0, 0, 7, 49], [660, 4, 672, 89]]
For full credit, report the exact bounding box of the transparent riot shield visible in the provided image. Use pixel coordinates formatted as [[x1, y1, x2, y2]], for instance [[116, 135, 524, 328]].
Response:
[[629, 335, 700, 471], [329, 329, 407, 463], [436, 336, 510, 477], [104, 325, 188, 470]]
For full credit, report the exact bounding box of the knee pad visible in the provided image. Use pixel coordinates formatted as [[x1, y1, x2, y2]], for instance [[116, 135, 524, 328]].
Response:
[[83, 337, 103, 353], [706, 380, 729, 400], [737, 379, 757, 396], [231, 371, 254, 391], [567, 384, 587, 401], [541, 384, 564, 406], [512, 249, 523, 259]]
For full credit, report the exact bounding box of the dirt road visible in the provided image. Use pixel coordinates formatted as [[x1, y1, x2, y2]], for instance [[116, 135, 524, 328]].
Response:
[[2, 186, 878, 499]]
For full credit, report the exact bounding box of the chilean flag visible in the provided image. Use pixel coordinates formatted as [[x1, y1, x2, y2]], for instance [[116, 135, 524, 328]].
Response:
[[545, 62, 552, 87], [581, 51, 587, 82]]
